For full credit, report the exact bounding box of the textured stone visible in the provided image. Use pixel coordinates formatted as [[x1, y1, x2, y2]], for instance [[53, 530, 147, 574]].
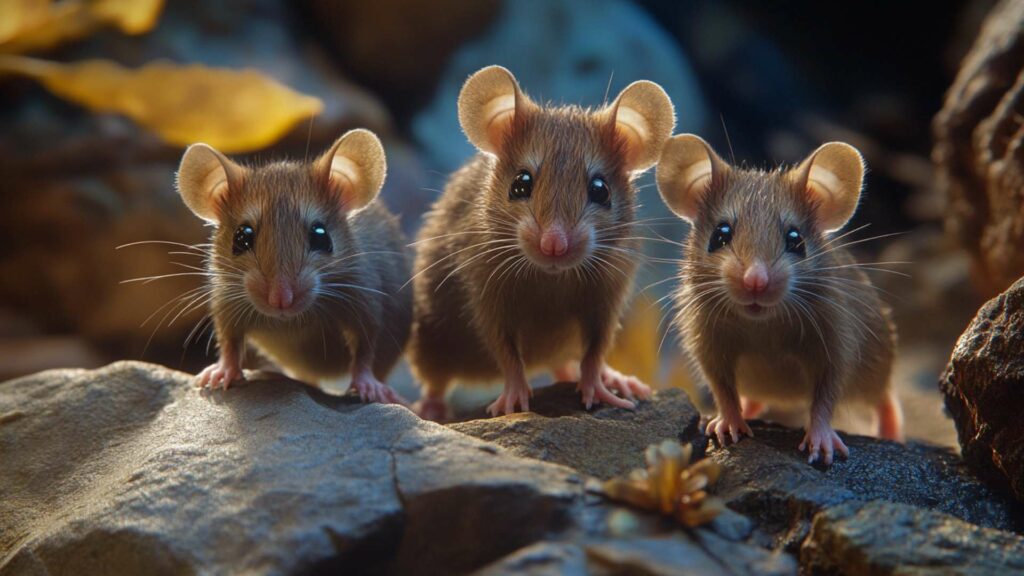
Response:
[[449, 383, 703, 480], [3, 362, 1022, 575], [706, 421, 1020, 552], [800, 501, 1024, 575], [933, 0, 1024, 295], [941, 276, 1024, 504], [0, 362, 584, 575]]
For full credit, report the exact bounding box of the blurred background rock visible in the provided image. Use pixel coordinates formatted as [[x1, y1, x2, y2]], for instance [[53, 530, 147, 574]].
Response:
[[0, 0, 1009, 448]]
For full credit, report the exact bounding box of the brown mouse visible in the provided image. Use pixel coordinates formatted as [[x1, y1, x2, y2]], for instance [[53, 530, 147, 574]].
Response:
[[407, 65, 675, 420], [176, 129, 412, 403], [656, 134, 902, 465]]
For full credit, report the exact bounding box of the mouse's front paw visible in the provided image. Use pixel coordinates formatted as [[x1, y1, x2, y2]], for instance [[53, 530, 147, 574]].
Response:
[[578, 372, 636, 410], [600, 365, 652, 401], [487, 385, 532, 416], [351, 374, 407, 406], [706, 412, 753, 446], [195, 361, 244, 391], [799, 423, 849, 466]]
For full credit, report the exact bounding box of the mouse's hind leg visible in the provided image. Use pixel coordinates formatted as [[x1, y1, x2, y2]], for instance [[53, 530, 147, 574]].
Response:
[[740, 397, 765, 419], [552, 361, 580, 383], [413, 378, 452, 422], [876, 389, 904, 442]]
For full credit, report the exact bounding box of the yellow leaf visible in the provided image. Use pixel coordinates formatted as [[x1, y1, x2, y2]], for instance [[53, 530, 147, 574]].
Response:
[[0, 56, 324, 153], [0, 0, 164, 54]]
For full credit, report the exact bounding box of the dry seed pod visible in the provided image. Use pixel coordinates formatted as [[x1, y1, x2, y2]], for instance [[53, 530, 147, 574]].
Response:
[[602, 440, 724, 528]]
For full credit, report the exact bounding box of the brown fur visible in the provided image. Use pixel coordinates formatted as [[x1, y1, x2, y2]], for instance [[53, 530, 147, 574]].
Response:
[[408, 106, 640, 395], [181, 141, 411, 385], [663, 147, 897, 434]]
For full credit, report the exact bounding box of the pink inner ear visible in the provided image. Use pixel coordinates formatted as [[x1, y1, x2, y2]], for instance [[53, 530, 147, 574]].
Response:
[[485, 109, 515, 154]]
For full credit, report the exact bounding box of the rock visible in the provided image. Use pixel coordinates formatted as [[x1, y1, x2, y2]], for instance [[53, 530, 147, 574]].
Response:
[[0, 362, 585, 575], [449, 383, 703, 480], [933, 0, 1024, 295], [707, 421, 1021, 552], [941, 276, 1024, 504], [800, 501, 1024, 575], [3, 362, 1022, 574], [411, 0, 706, 176]]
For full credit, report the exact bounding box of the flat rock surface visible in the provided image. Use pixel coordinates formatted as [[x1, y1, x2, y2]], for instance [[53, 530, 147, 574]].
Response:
[[2, 362, 1022, 575], [449, 383, 702, 480], [706, 421, 1021, 551], [0, 362, 584, 575]]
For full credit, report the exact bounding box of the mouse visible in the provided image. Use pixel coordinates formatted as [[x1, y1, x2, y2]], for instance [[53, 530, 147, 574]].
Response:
[[655, 134, 903, 465], [175, 128, 412, 404], [407, 65, 676, 420]]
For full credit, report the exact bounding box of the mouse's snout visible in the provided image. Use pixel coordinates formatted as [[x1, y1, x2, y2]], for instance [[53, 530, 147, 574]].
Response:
[[539, 224, 569, 257], [741, 261, 770, 295], [267, 278, 295, 311], [518, 217, 591, 273], [245, 272, 312, 319], [723, 256, 789, 317]]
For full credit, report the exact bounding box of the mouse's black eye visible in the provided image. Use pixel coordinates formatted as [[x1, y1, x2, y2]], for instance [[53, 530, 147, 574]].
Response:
[[509, 170, 533, 201], [708, 222, 733, 253], [785, 227, 805, 258], [309, 221, 332, 253], [232, 224, 255, 256], [588, 176, 611, 208]]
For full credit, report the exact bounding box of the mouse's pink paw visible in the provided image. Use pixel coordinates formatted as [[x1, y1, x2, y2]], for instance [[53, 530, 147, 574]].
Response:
[[706, 412, 753, 446], [799, 423, 849, 466], [414, 396, 450, 422], [600, 365, 652, 402], [486, 384, 532, 417], [578, 373, 635, 410], [351, 374, 407, 406], [195, 361, 243, 391]]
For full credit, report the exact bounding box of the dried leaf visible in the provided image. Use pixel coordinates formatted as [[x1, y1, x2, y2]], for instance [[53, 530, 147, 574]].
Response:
[[603, 440, 724, 528], [0, 56, 323, 153], [0, 0, 164, 54]]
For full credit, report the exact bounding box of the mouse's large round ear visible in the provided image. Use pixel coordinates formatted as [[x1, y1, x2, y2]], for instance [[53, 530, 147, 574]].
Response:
[[316, 128, 387, 213], [176, 143, 246, 223], [792, 142, 865, 233], [656, 134, 728, 222], [457, 65, 536, 155], [603, 80, 675, 172]]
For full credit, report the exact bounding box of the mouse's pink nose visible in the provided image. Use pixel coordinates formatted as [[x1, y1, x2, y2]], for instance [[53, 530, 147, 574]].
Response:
[[267, 279, 295, 310], [539, 224, 569, 257], [742, 261, 770, 295]]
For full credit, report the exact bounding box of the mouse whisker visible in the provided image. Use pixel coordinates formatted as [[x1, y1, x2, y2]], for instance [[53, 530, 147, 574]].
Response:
[[403, 237, 518, 290]]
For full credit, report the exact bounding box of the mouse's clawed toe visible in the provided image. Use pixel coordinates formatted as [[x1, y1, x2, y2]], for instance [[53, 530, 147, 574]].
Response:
[[486, 384, 532, 417], [578, 374, 635, 411], [705, 411, 753, 446], [195, 361, 244, 391], [351, 373, 408, 406], [799, 423, 849, 466], [600, 365, 652, 401]]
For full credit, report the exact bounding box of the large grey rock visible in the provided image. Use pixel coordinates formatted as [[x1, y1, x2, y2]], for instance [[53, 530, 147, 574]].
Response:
[[449, 383, 702, 480], [706, 421, 1021, 552], [800, 501, 1024, 575], [0, 362, 584, 575], [3, 362, 1022, 575], [941, 276, 1024, 504]]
